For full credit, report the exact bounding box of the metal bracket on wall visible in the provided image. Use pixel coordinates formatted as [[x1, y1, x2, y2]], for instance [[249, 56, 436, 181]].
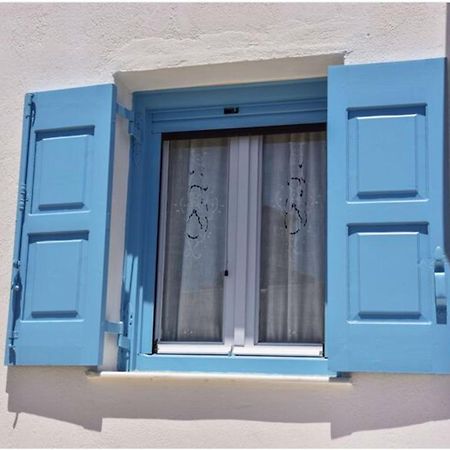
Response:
[[116, 103, 141, 145], [104, 320, 130, 351]]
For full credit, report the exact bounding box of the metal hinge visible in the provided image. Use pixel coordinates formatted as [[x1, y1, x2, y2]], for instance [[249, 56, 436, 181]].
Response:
[[9, 330, 19, 341], [104, 320, 130, 351], [118, 335, 131, 351], [26, 95, 36, 124], [116, 103, 134, 123], [7, 330, 18, 364], [18, 184, 27, 212], [8, 269, 22, 364], [116, 103, 141, 145]]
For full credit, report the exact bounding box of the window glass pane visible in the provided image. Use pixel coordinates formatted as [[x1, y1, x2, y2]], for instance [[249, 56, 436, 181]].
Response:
[[259, 131, 326, 344], [160, 137, 230, 342]]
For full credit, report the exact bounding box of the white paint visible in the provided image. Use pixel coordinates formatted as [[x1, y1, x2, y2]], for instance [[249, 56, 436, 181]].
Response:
[[0, 3, 450, 447], [86, 370, 347, 384], [115, 53, 344, 92]]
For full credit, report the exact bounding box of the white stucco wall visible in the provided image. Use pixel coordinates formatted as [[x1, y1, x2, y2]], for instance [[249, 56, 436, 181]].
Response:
[[1, 3, 450, 447]]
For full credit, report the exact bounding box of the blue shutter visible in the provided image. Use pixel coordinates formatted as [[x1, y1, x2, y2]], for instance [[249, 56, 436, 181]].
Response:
[[5, 84, 116, 366], [326, 58, 450, 373]]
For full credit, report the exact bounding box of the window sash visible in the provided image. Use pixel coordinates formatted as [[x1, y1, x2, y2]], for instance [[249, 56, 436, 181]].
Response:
[[236, 134, 325, 355], [155, 132, 324, 357], [154, 141, 235, 350]]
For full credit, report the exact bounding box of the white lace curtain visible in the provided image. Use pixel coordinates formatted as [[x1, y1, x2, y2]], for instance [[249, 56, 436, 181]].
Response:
[[160, 131, 325, 344], [161, 137, 229, 341], [259, 131, 326, 344]]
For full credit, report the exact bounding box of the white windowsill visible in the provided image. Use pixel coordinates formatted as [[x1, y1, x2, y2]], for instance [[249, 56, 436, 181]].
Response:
[[155, 344, 322, 357], [156, 343, 232, 355], [86, 370, 352, 384], [231, 345, 323, 357]]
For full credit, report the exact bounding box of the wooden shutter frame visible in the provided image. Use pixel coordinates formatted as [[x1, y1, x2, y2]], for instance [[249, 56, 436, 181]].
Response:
[[5, 84, 117, 366]]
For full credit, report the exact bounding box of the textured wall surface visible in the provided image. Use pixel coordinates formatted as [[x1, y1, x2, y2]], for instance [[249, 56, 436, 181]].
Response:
[[1, 3, 449, 448]]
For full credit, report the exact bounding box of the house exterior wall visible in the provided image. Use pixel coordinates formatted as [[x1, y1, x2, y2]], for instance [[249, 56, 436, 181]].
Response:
[[1, 3, 449, 447]]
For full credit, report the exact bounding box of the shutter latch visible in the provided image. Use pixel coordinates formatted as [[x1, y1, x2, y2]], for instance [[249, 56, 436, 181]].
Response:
[[434, 246, 447, 325]]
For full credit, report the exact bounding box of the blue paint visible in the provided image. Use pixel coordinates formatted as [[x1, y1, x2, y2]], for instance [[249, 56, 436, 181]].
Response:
[[149, 98, 326, 134], [326, 57, 450, 373], [135, 354, 334, 376], [6, 93, 35, 366], [5, 84, 116, 366], [133, 78, 327, 110], [25, 234, 88, 319], [434, 246, 447, 325], [348, 226, 428, 321], [6, 58, 447, 375], [121, 78, 328, 374], [32, 131, 92, 212], [350, 112, 424, 199]]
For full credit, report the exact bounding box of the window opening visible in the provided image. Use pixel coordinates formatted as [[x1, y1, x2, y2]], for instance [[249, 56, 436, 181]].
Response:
[[155, 124, 326, 357]]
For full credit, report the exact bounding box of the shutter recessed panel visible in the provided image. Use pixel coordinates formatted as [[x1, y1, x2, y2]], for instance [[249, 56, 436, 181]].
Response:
[[5, 85, 116, 366], [326, 58, 449, 373]]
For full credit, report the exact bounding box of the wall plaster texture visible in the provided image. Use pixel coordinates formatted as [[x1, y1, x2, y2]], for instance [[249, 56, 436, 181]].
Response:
[[0, 3, 449, 447]]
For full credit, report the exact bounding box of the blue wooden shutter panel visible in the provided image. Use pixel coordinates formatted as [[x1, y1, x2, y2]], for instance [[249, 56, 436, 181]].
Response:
[[327, 58, 449, 373], [5, 84, 116, 366]]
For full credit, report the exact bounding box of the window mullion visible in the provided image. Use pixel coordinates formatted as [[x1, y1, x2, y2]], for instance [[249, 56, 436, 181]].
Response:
[[222, 137, 239, 348], [230, 136, 253, 348], [244, 135, 263, 348]]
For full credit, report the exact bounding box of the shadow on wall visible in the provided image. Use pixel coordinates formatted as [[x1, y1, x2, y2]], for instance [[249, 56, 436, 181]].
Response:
[[5, 367, 450, 438]]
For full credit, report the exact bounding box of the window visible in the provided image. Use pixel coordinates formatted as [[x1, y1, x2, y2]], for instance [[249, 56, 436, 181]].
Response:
[[120, 78, 332, 375], [7, 58, 449, 375], [155, 128, 326, 357]]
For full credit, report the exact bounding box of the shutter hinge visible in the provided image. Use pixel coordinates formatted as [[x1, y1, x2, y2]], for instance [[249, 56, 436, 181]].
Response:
[[118, 335, 131, 351], [18, 184, 27, 212], [26, 95, 36, 124], [7, 331, 18, 364], [8, 269, 22, 364], [105, 320, 124, 334], [104, 320, 130, 351], [116, 103, 134, 122], [116, 103, 141, 146], [9, 330, 19, 340]]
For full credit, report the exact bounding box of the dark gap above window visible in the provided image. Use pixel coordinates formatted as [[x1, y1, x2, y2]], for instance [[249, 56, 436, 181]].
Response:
[[162, 122, 326, 141]]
